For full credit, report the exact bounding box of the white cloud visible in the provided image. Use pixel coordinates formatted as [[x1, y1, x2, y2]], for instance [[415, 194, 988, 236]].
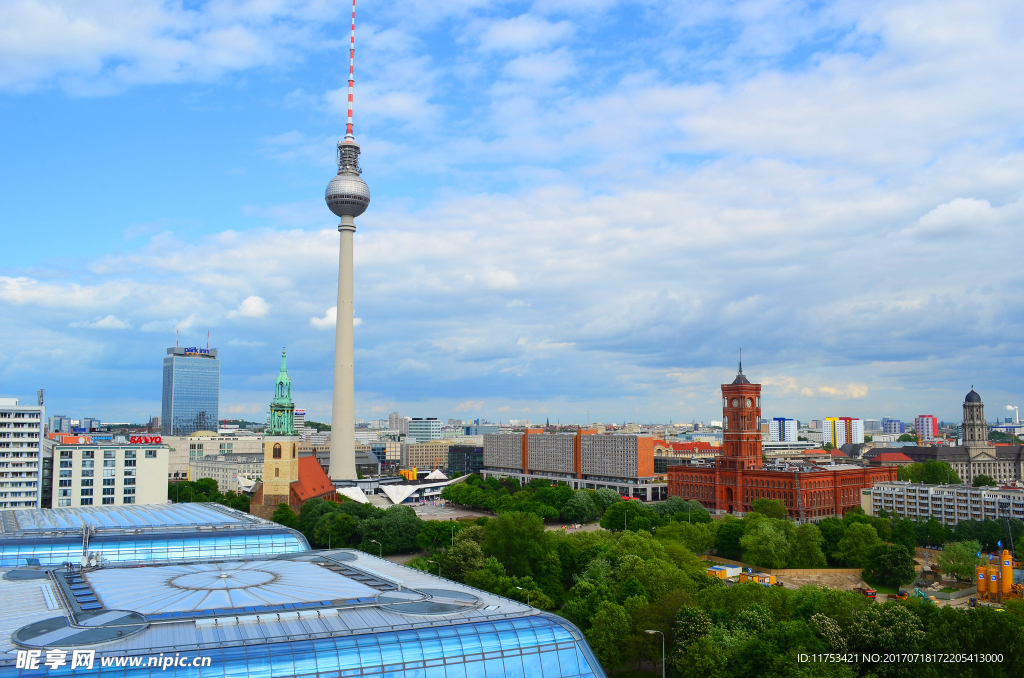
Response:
[[227, 295, 270, 319], [477, 14, 574, 52], [310, 306, 336, 329], [68, 314, 130, 329]]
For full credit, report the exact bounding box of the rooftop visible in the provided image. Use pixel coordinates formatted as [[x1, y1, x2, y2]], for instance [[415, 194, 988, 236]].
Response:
[[0, 503, 267, 535], [0, 550, 537, 660]]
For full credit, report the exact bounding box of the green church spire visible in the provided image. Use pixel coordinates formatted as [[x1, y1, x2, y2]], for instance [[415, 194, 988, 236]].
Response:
[[268, 348, 296, 435]]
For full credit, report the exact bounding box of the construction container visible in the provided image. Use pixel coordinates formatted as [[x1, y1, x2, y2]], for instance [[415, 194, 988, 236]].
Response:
[[707, 565, 741, 579], [1002, 550, 1013, 596]]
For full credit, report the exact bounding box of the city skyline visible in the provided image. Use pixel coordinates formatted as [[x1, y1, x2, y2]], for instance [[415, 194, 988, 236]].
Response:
[[2, 2, 1023, 425]]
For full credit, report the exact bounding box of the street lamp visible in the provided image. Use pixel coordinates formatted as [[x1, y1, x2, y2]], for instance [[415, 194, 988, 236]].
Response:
[[427, 560, 442, 577], [370, 539, 382, 558], [515, 586, 531, 606], [645, 630, 665, 678]]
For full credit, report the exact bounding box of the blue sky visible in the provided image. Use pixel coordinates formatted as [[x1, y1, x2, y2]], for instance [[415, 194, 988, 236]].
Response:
[[1, 0, 1023, 426]]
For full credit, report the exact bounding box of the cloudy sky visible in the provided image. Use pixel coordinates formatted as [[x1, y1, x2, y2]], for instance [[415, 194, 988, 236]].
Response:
[[1, 0, 1022, 427]]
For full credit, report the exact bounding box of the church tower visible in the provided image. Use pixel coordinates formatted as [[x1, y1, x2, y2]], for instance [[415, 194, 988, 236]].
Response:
[[262, 350, 299, 504], [963, 387, 991, 460]]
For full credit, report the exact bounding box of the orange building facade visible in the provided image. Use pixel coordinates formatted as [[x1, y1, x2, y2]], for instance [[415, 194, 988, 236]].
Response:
[[667, 365, 896, 520]]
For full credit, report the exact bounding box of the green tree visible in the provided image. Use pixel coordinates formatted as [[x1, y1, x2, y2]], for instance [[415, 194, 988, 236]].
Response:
[[313, 512, 357, 549], [937, 540, 982, 582], [416, 519, 463, 553], [897, 433, 916, 442], [601, 501, 657, 532], [298, 497, 337, 540], [864, 544, 916, 588], [890, 517, 917, 553], [750, 498, 788, 520], [715, 517, 745, 560], [438, 538, 487, 582], [658, 521, 717, 555], [561, 490, 598, 523], [271, 503, 299, 529], [357, 505, 423, 554], [481, 511, 546, 577], [898, 460, 961, 484], [585, 601, 632, 671], [592, 488, 623, 515], [740, 519, 791, 568], [834, 522, 881, 568], [848, 605, 925, 675], [788, 522, 827, 568], [817, 517, 847, 563], [972, 474, 997, 487]]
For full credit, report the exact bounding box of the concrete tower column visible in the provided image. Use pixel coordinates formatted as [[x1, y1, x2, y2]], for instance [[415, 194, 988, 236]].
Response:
[[330, 217, 357, 480]]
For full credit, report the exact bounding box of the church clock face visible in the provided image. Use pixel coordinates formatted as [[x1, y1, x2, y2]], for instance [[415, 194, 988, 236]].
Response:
[[731, 398, 739, 407], [746, 398, 753, 407]]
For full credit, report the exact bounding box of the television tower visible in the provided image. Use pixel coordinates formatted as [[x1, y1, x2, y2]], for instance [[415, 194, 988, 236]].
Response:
[[325, 0, 370, 481]]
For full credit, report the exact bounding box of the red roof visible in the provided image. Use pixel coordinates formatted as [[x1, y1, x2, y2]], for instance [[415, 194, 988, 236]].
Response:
[[669, 441, 716, 451], [829, 449, 848, 457], [873, 452, 914, 463], [292, 456, 337, 502]]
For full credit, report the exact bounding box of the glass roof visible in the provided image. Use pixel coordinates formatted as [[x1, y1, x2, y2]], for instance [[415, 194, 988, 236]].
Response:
[[0, 503, 259, 533], [84, 560, 377, 614]]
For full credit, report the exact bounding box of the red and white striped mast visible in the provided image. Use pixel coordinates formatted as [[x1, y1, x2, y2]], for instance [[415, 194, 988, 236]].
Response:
[[345, 0, 356, 142]]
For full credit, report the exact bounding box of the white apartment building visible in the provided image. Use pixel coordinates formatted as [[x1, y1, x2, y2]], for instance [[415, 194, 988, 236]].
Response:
[[768, 418, 798, 442], [0, 397, 44, 509], [189, 453, 263, 493], [864, 480, 1024, 526], [914, 415, 938, 442], [823, 418, 864, 446], [54, 443, 169, 507]]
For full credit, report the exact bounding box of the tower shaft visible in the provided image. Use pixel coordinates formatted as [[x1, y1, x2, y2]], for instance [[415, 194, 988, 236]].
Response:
[[329, 217, 357, 480]]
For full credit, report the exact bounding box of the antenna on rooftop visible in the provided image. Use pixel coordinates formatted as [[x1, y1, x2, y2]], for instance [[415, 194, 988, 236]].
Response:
[[176, 328, 179, 347]]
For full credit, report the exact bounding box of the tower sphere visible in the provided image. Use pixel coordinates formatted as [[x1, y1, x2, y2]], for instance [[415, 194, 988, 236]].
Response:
[[965, 388, 982, 403], [326, 142, 370, 219]]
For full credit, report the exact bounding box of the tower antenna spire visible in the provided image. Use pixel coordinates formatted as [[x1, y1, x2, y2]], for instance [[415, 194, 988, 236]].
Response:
[[738, 347, 743, 374], [345, 0, 357, 142]]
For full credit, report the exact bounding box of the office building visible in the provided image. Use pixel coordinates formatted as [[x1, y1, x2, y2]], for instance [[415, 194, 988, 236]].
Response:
[[51, 441, 169, 508], [768, 417, 797, 442], [189, 453, 264, 493], [483, 429, 664, 500], [449, 444, 484, 476], [294, 408, 306, 430], [0, 397, 44, 509], [48, 414, 71, 434], [863, 419, 882, 432], [402, 440, 454, 471], [882, 417, 904, 434], [161, 345, 220, 436], [915, 415, 938, 441], [408, 417, 443, 442], [865, 480, 1024, 525], [163, 432, 265, 481], [0, 550, 604, 678], [822, 417, 864, 446], [667, 365, 895, 520], [0, 503, 308, 568]]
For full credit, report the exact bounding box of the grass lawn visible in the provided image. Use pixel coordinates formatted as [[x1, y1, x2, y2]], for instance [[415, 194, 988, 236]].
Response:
[[863, 582, 900, 595]]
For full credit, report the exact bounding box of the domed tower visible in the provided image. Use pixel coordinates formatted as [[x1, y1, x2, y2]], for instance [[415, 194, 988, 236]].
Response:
[[963, 387, 989, 458], [324, 0, 369, 482]]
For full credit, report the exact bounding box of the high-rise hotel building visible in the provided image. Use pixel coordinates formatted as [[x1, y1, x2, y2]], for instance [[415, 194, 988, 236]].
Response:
[[161, 345, 220, 436], [0, 397, 44, 509]]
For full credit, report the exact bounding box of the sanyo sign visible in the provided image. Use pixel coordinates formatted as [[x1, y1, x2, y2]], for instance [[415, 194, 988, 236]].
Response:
[[129, 436, 162, 444]]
